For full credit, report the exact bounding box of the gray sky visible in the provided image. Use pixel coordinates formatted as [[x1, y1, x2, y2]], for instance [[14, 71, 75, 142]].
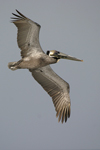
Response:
[[0, 0, 100, 149]]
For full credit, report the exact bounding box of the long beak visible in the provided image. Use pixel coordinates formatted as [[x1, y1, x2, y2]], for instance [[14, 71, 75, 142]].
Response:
[[54, 52, 83, 62]]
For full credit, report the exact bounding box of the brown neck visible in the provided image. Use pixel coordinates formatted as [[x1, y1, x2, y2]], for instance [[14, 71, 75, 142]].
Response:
[[44, 55, 58, 65]]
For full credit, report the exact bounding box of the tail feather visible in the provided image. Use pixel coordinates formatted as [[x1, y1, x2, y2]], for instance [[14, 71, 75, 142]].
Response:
[[8, 62, 18, 71]]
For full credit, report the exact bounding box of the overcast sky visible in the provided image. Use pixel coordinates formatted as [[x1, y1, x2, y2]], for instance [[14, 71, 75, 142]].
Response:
[[0, 0, 100, 150]]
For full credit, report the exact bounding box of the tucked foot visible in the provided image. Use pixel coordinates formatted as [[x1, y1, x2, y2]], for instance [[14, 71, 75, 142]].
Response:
[[8, 62, 18, 71]]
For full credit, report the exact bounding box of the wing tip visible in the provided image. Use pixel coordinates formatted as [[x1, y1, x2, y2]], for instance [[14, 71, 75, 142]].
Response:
[[56, 104, 71, 123], [11, 9, 27, 23], [10, 9, 41, 28]]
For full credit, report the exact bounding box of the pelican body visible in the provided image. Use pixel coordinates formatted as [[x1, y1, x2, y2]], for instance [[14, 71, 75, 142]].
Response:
[[8, 10, 83, 123]]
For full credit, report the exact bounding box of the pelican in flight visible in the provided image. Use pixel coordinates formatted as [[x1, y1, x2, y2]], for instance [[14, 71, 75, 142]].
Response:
[[8, 10, 83, 123]]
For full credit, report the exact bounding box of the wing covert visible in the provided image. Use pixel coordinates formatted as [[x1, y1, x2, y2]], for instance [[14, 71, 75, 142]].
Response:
[[30, 65, 71, 123]]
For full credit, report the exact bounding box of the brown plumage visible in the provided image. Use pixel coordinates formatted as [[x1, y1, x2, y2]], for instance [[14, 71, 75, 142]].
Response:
[[8, 10, 83, 123]]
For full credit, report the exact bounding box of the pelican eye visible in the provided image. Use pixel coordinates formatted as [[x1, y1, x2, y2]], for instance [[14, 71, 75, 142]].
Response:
[[55, 51, 60, 54], [52, 51, 60, 58]]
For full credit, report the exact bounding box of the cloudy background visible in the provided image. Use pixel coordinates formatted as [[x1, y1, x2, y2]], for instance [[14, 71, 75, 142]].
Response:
[[0, 0, 100, 149]]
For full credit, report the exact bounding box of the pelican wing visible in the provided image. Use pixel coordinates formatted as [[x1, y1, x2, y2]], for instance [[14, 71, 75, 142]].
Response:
[[30, 65, 71, 123], [11, 10, 44, 58]]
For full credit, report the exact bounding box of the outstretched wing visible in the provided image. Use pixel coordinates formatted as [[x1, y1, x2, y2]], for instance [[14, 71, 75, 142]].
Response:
[[30, 65, 71, 123], [11, 10, 44, 58]]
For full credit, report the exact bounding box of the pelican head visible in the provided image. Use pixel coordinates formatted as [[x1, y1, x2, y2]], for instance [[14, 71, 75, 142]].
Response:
[[46, 50, 83, 62]]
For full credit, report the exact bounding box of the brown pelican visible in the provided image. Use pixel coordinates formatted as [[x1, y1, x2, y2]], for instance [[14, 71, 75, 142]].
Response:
[[8, 10, 83, 123]]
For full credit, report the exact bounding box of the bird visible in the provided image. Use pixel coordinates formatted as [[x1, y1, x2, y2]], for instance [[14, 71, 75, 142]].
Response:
[[8, 10, 83, 123]]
